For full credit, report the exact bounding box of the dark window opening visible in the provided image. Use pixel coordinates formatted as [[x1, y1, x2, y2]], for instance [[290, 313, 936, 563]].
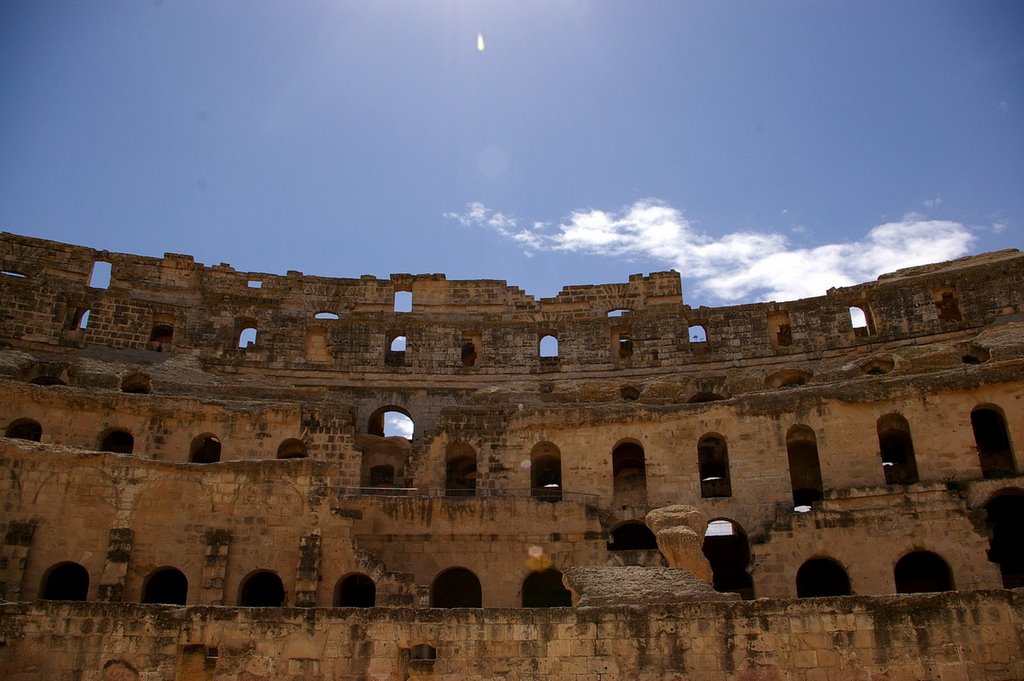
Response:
[[336, 573, 376, 607], [530, 442, 562, 502], [190, 434, 221, 464], [861, 357, 895, 375], [149, 314, 174, 351], [142, 567, 188, 605], [796, 558, 851, 597], [702, 519, 754, 599], [877, 414, 918, 485], [30, 375, 66, 387], [522, 568, 572, 607], [698, 434, 732, 498], [607, 522, 657, 551], [239, 571, 285, 607], [100, 430, 134, 454], [768, 311, 793, 348], [933, 288, 963, 322], [787, 425, 823, 511], [985, 491, 1024, 588], [461, 341, 478, 367], [972, 407, 1015, 477], [370, 464, 395, 487], [612, 326, 633, 362], [445, 443, 477, 497], [612, 440, 647, 504], [41, 562, 89, 601], [120, 373, 152, 394], [277, 438, 307, 459], [620, 385, 641, 401], [410, 644, 437, 661], [894, 551, 953, 593], [430, 567, 481, 608], [5, 418, 42, 441]]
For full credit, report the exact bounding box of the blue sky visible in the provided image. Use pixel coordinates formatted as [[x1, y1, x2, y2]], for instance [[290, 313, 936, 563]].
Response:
[[1, 1, 1021, 304]]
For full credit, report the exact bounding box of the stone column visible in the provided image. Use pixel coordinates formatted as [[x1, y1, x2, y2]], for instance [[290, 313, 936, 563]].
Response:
[[1, 521, 35, 601], [98, 527, 134, 602], [645, 505, 714, 583], [294, 532, 322, 607], [201, 528, 231, 605]]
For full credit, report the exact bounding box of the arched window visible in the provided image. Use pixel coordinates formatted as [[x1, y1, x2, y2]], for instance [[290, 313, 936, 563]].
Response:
[[698, 433, 731, 498], [539, 334, 559, 359], [141, 567, 188, 605], [149, 313, 174, 350], [335, 573, 376, 607], [702, 519, 754, 599], [368, 406, 414, 439], [445, 442, 477, 497], [120, 372, 152, 394], [75, 308, 92, 330], [314, 311, 339, 320], [972, 406, 1015, 477], [238, 570, 285, 607], [849, 305, 875, 337], [40, 562, 89, 601], [877, 414, 918, 484], [430, 567, 481, 608], [522, 568, 572, 607], [530, 442, 562, 502], [237, 326, 258, 349], [612, 326, 633, 361], [461, 340, 479, 367], [893, 551, 953, 593], [787, 425, 823, 510], [277, 438, 307, 459], [189, 434, 221, 464], [606, 521, 657, 551], [5, 418, 42, 442], [100, 430, 134, 454], [386, 334, 407, 365], [689, 325, 707, 343], [612, 440, 646, 504], [796, 558, 851, 597], [369, 464, 395, 487], [985, 490, 1024, 588], [767, 311, 792, 347]]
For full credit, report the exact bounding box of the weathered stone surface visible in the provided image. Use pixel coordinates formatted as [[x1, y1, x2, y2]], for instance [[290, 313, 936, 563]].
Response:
[[645, 505, 713, 582], [564, 566, 738, 606]]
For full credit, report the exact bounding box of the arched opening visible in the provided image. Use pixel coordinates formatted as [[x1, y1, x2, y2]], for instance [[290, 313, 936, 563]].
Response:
[[445, 442, 477, 497], [238, 570, 285, 607], [76, 308, 92, 329], [149, 314, 174, 351], [787, 425, 823, 510], [409, 644, 436, 661], [688, 392, 724, 403], [932, 286, 962, 322], [689, 325, 707, 343], [189, 434, 221, 464], [368, 406, 414, 439], [620, 385, 641, 401], [877, 414, 918, 484], [386, 334, 407, 365], [461, 341, 478, 367], [849, 305, 875, 337], [335, 573, 376, 607], [237, 325, 258, 349], [120, 372, 152, 394], [972, 406, 1015, 477], [702, 519, 754, 599], [530, 442, 562, 502], [796, 558, 851, 597], [894, 551, 953, 593], [369, 464, 395, 487], [430, 567, 481, 608], [985, 490, 1024, 588], [5, 418, 42, 442], [314, 311, 339, 320], [522, 568, 572, 607], [606, 521, 657, 551], [767, 310, 792, 347], [29, 375, 66, 386], [141, 567, 188, 605], [88, 260, 112, 289], [539, 334, 559, 359], [698, 433, 732, 498], [766, 369, 811, 389], [277, 438, 307, 459], [612, 326, 633, 361], [100, 430, 134, 454], [612, 440, 646, 504], [40, 562, 89, 601]]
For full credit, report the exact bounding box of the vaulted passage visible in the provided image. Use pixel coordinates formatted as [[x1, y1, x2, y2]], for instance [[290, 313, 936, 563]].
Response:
[[522, 569, 572, 607], [796, 558, 851, 597], [238, 571, 285, 607], [431, 568, 481, 608], [530, 441, 562, 502], [335, 574, 376, 607], [445, 442, 477, 497], [698, 434, 731, 498], [894, 551, 953, 593], [5, 418, 41, 441], [787, 425, 823, 510], [702, 519, 753, 599], [189, 434, 221, 463], [612, 440, 646, 505], [606, 522, 657, 551], [985, 491, 1024, 588], [41, 562, 89, 601], [142, 567, 188, 605], [972, 407, 1015, 477], [100, 430, 134, 454], [877, 414, 918, 485]]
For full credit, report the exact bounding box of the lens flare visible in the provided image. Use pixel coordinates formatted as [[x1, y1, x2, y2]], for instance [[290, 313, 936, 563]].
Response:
[[477, 33, 485, 52]]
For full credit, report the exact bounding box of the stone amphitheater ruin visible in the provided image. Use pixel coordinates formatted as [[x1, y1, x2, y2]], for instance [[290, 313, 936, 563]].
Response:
[[0, 231, 1021, 680]]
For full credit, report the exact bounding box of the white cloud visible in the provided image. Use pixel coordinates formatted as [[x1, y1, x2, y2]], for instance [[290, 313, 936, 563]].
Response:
[[993, 221, 1007, 234], [922, 197, 943, 208], [443, 200, 976, 303]]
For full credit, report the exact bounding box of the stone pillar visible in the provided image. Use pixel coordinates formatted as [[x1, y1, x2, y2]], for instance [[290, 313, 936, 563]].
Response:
[[1, 521, 35, 601], [645, 505, 713, 583], [98, 527, 134, 602], [201, 529, 231, 605], [294, 532, 322, 607]]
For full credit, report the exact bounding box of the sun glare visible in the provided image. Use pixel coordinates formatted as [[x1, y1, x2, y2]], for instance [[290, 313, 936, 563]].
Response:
[[477, 33, 485, 51]]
